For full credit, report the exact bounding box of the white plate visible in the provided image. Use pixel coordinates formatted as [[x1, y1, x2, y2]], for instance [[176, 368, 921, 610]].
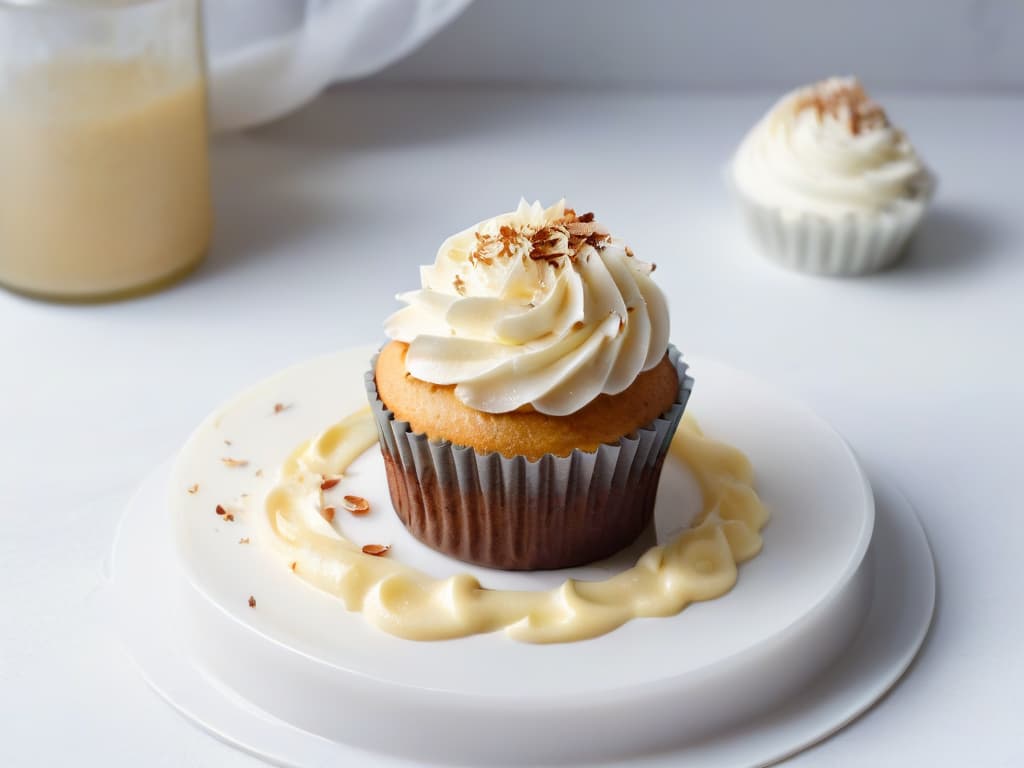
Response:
[[110, 470, 932, 768], [108, 350, 934, 766]]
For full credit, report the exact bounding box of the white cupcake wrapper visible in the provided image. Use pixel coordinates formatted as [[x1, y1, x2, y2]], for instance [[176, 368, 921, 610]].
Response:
[[732, 172, 936, 277]]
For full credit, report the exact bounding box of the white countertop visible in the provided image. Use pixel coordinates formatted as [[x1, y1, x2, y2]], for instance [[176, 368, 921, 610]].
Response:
[[2, 85, 1022, 767]]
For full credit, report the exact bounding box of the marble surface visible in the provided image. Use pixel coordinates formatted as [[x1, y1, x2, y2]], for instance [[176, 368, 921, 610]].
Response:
[[1, 85, 1021, 767]]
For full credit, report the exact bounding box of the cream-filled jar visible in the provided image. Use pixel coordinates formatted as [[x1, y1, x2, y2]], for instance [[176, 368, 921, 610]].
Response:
[[0, 0, 211, 301]]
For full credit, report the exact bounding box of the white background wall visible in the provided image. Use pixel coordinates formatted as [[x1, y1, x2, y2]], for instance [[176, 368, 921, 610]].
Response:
[[379, 0, 1024, 90]]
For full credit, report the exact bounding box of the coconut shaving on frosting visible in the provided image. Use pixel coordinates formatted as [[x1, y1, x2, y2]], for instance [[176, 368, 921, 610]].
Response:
[[732, 77, 932, 218], [792, 78, 889, 136], [385, 200, 670, 416]]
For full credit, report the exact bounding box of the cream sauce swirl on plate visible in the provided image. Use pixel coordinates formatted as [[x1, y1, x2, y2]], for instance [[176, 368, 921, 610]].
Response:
[[262, 410, 769, 644]]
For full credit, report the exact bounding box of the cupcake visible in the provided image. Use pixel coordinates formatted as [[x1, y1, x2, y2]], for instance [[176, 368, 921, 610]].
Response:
[[367, 200, 692, 570], [731, 76, 935, 276]]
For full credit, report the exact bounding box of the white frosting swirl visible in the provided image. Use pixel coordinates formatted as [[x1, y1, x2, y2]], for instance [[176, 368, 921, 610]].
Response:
[[385, 200, 670, 416], [732, 77, 932, 218]]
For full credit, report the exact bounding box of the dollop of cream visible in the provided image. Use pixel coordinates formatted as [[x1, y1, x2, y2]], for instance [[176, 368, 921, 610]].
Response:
[[732, 77, 932, 218], [261, 409, 769, 644], [384, 200, 670, 416]]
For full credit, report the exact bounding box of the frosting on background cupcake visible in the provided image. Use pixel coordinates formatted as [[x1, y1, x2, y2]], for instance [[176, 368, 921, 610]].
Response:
[[732, 77, 932, 218], [386, 200, 669, 416]]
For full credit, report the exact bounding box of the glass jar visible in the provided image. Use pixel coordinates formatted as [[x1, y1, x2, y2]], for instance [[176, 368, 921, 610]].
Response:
[[0, 0, 211, 302]]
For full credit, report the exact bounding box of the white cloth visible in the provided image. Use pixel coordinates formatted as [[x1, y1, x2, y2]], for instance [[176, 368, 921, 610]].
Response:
[[204, 0, 471, 131]]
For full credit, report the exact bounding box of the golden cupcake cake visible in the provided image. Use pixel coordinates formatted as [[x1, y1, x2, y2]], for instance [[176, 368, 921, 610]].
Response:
[[731, 76, 934, 276], [367, 199, 692, 570]]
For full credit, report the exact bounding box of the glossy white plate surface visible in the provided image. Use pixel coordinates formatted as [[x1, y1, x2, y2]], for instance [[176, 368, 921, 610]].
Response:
[[109, 349, 933, 766]]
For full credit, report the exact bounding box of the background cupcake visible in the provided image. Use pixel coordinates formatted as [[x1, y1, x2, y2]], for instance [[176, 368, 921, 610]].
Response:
[[731, 76, 935, 276], [368, 200, 692, 570]]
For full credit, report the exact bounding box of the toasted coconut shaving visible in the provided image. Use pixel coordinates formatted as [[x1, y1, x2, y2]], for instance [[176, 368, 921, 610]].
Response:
[[343, 495, 371, 515], [796, 79, 888, 135], [466, 206, 614, 270]]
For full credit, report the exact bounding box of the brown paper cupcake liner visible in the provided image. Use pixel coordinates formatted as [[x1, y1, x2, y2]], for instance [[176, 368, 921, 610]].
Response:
[[365, 346, 693, 571]]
